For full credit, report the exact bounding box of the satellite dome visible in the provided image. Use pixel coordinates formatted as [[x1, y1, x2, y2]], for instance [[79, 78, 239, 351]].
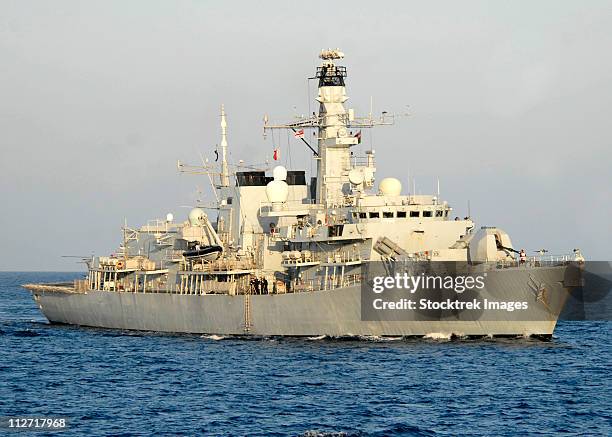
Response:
[[348, 169, 364, 185], [188, 208, 207, 226], [266, 180, 289, 204], [379, 178, 402, 196], [272, 165, 287, 181], [166, 213, 174, 223]]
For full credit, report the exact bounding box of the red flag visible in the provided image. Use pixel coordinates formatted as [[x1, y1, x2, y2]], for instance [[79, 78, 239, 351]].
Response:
[[294, 129, 304, 138], [354, 130, 362, 143], [273, 149, 279, 161]]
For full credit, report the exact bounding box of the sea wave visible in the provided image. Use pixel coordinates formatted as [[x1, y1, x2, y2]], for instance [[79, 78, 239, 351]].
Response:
[[201, 334, 226, 341]]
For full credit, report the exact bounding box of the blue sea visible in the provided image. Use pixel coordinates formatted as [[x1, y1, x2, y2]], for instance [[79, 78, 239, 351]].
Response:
[[0, 272, 610, 436]]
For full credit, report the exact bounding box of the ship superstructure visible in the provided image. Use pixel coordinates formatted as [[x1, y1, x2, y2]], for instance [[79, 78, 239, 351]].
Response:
[[25, 49, 580, 337]]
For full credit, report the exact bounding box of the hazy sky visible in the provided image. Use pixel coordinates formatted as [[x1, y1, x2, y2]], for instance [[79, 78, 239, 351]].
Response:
[[1, 1, 611, 270]]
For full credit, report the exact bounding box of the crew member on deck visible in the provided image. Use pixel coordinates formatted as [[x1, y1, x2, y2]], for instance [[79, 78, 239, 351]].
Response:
[[519, 249, 527, 265]]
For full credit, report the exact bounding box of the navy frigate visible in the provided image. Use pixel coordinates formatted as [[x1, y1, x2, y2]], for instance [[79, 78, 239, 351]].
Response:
[[24, 49, 583, 338]]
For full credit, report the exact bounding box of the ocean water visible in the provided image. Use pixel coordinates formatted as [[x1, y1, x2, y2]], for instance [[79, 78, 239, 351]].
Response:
[[0, 272, 610, 436]]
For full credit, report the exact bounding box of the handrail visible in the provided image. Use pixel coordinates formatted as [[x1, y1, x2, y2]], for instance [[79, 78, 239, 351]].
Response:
[[496, 254, 574, 269]]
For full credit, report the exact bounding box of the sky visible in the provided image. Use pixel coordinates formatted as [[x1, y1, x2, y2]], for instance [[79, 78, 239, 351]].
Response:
[[1, 0, 611, 270]]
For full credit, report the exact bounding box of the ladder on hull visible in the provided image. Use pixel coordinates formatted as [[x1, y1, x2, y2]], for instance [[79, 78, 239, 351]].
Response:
[[243, 292, 252, 334]]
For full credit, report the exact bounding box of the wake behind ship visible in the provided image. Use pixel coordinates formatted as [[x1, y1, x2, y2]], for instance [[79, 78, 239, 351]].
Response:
[[25, 49, 583, 338]]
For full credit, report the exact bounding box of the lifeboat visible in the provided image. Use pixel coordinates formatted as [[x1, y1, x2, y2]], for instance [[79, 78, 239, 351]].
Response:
[[182, 245, 223, 261]]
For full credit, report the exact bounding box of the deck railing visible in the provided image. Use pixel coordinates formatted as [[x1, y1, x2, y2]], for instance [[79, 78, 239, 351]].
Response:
[[495, 254, 574, 269]]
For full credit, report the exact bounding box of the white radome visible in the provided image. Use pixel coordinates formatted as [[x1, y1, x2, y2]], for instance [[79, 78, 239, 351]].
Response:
[[266, 179, 289, 203], [166, 213, 174, 223], [188, 208, 207, 226], [379, 177, 402, 196], [272, 165, 287, 181], [348, 169, 364, 185]]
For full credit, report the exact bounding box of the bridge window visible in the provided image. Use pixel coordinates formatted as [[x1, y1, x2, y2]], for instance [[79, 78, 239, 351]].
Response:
[[359, 212, 367, 219], [423, 211, 432, 217], [397, 211, 407, 218], [369, 212, 380, 219], [435, 210, 443, 217], [383, 212, 394, 218], [410, 211, 420, 217]]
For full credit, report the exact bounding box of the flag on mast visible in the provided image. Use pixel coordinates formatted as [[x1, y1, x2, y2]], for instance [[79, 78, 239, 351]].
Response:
[[273, 149, 279, 161], [294, 129, 305, 139]]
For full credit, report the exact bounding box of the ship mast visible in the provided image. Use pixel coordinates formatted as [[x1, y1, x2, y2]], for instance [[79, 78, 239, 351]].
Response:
[[220, 104, 230, 187], [263, 49, 394, 208], [314, 49, 355, 206]]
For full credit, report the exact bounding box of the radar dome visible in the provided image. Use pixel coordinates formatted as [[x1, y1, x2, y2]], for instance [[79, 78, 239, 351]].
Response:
[[166, 213, 174, 222], [379, 178, 402, 196], [188, 208, 207, 226], [266, 180, 289, 203], [348, 169, 364, 185], [272, 165, 287, 181]]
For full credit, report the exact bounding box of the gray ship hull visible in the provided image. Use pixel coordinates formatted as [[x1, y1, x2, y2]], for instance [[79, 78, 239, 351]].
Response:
[[27, 266, 572, 337]]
